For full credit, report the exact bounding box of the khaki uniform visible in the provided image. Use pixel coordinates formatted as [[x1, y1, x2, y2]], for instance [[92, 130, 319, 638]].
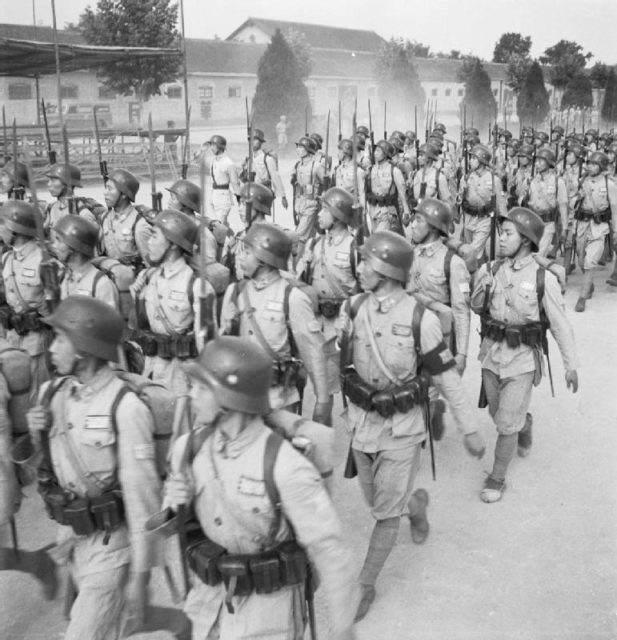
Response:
[[41, 367, 161, 640], [0, 374, 18, 529], [366, 161, 409, 233], [525, 170, 568, 256], [333, 158, 365, 201], [60, 263, 119, 310], [561, 165, 581, 250], [1, 241, 50, 406], [45, 199, 97, 233], [220, 273, 328, 410], [471, 256, 578, 434], [291, 157, 324, 250], [410, 165, 453, 205], [175, 420, 357, 639], [205, 154, 239, 224], [243, 149, 285, 201], [459, 168, 506, 259], [99, 205, 150, 266]]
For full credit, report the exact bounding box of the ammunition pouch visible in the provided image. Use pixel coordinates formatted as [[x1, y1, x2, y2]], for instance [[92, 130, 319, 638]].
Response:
[[212, 183, 231, 190], [1, 308, 46, 336], [272, 358, 303, 389], [135, 330, 197, 360], [575, 207, 611, 224], [480, 317, 546, 349], [462, 201, 492, 217], [533, 206, 559, 223], [318, 299, 343, 319], [295, 184, 318, 199], [341, 368, 429, 415], [366, 192, 398, 207]]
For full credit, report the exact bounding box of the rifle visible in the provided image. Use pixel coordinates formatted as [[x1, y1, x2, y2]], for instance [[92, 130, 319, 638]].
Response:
[[148, 114, 162, 212], [61, 124, 75, 214], [305, 105, 309, 136], [368, 100, 376, 166], [245, 97, 255, 227], [41, 99, 56, 165], [92, 107, 108, 185], [383, 101, 387, 140], [12, 120, 24, 200], [337, 101, 342, 143], [322, 109, 331, 191], [489, 122, 498, 260], [352, 108, 365, 248], [199, 149, 216, 344], [305, 563, 318, 640], [414, 105, 420, 161], [2, 106, 6, 165], [180, 105, 191, 180]]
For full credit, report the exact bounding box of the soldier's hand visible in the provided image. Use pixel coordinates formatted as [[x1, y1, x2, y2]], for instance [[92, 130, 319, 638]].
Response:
[[27, 405, 50, 434], [565, 370, 579, 393], [165, 472, 194, 510], [312, 397, 333, 426], [454, 354, 467, 376], [463, 432, 485, 459], [282, 196, 289, 209], [125, 571, 149, 633]]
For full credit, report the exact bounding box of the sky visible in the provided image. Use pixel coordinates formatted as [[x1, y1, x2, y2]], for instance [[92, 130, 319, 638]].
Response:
[[4, 0, 617, 64]]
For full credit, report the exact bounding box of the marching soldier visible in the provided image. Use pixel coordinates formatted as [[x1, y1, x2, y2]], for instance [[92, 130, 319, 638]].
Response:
[[458, 144, 506, 260], [204, 135, 240, 225], [333, 138, 365, 201], [291, 136, 325, 256], [164, 336, 358, 640], [524, 149, 568, 257], [355, 126, 372, 171], [533, 131, 550, 151], [52, 215, 119, 310], [403, 131, 418, 171], [572, 152, 617, 310], [471, 208, 578, 503], [338, 231, 485, 620], [366, 140, 410, 234], [607, 141, 617, 176], [220, 222, 332, 423], [507, 143, 534, 208], [409, 143, 453, 208], [0, 161, 28, 201], [27, 296, 162, 639], [560, 142, 585, 275], [551, 125, 565, 151], [44, 164, 97, 232], [584, 129, 599, 153], [131, 209, 217, 394]]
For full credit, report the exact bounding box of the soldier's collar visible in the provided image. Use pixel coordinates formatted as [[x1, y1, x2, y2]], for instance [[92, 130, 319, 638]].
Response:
[[214, 417, 262, 459], [67, 261, 94, 281], [251, 270, 280, 290], [372, 288, 406, 313], [326, 227, 347, 245], [13, 239, 38, 260], [161, 256, 186, 278], [509, 254, 534, 270], [112, 204, 134, 221], [415, 239, 442, 257], [71, 366, 115, 400]]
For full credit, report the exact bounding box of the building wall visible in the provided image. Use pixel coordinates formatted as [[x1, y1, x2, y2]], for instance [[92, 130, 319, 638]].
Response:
[[228, 25, 271, 45]]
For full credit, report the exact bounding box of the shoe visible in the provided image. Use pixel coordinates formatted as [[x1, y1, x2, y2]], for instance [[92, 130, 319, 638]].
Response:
[[409, 489, 430, 545], [517, 412, 533, 458], [480, 476, 506, 503], [430, 399, 446, 442], [585, 283, 595, 299], [574, 297, 586, 312], [566, 263, 576, 276], [607, 276, 617, 287], [354, 584, 376, 622]]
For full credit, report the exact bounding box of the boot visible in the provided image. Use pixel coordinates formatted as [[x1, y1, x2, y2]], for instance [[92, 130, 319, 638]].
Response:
[[576, 271, 594, 311], [517, 413, 533, 457], [408, 489, 430, 545], [480, 476, 506, 503], [606, 259, 617, 286], [574, 297, 586, 312]]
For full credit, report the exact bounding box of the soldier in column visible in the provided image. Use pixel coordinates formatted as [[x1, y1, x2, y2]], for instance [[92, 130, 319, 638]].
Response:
[[332, 138, 365, 202], [0, 161, 28, 202], [355, 125, 373, 171], [204, 135, 240, 226], [561, 141, 585, 275], [507, 143, 534, 208], [44, 164, 97, 233], [409, 143, 453, 209]]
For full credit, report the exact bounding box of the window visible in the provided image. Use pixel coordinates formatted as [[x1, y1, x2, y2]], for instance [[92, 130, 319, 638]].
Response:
[[458, 88, 464, 97], [199, 85, 213, 99], [368, 86, 377, 98], [445, 88, 452, 97], [8, 83, 32, 100], [167, 85, 182, 99], [327, 86, 337, 99], [431, 88, 438, 97], [200, 101, 212, 120], [98, 86, 116, 100], [60, 85, 78, 99], [228, 86, 242, 98]]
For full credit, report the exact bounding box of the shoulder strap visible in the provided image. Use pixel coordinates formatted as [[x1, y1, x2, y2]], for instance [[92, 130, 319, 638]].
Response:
[[444, 248, 454, 302], [91, 269, 104, 298], [350, 238, 358, 279], [110, 384, 132, 437], [435, 167, 441, 194], [263, 430, 284, 543], [536, 266, 547, 325], [187, 270, 197, 307], [412, 301, 425, 364], [349, 292, 370, 320]]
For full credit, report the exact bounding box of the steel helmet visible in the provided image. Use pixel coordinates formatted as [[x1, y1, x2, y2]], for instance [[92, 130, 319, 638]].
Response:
[[567, 142, 584, 159], [501, 129, 513, 140], [45, 164, 82, 188], [534, 131, 549, 143], [500, 207, 544, 252], [508, 139, 521, 153], [295, 136, 317, 154], [535, 148, 556, 168], [471, 144, 492, 166], [375, 140, 395, 160], [166, 179, 201, 213], [434, 122, 447, 134], [183, 336, 272, 414], [427, 136, 444, 150], [551, 125, 564, 136], [239, 182, 274, 215], [153, 209, 198, 254], [465, 127, 479, 137], [430, 129, 444, 140], [108, 168, 139, 202], [309, 133, 323, 149], [404, 130, 417, 143], [587, 151, 609, 170], [414, 198, 453, 236], [1, 161, 28, 187], [388, 134, 405, 153], [43, 295, 124, 361], [209, 135, 227, 150], [356, 125, 370, 138], [360, 231, 412, 283], [419, 143, 440, 162], [252, 128, 266, 143], [607, 142, 617, 156], [243, 222, 291, 270], [321, 187, 356, 226], [517, 144, 535, 160], [338, 138, 354, 156], [2, 200, 41, 237], [586, 128, 599, 139], [54, 214, 99, 257]]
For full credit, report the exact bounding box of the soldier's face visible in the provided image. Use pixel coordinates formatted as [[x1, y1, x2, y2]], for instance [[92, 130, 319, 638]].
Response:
[[49, 329, 78, 374], [499, 221, 524, 257], [566, 152, 577, 166], [189, 379, 222, 426], [318, 207, 335, 230], [104, 180, 122, 208], [358, 258, 382, 292], [374, 147, 385, 163], [168, 192, 181, 210], [535, 158, 549, 173], [410, 214, 431, 244], [518, 156, 529, 167], [51, 235, 71, 262], [48, 177, 65, 198], [148, 226, 172, 263], [242, 245, 260, 278], [296, 145, 308, 159], [0, 172, 13, 193], [470, 156, 480, 171], [252, 138, 261, 151], [587, 162, 601, 176]]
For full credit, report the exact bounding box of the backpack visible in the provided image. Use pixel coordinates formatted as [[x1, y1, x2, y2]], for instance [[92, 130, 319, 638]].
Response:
[[0, 344, 32, 435], [90, 256, 134, 321]]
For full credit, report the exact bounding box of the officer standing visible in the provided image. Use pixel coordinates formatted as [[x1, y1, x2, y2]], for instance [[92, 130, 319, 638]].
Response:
[[471, 209, 578, 503], [164, 336, 358, 640], [26, 296, 162, 639], [338, 231, 485, 620], [276, 115, 289, 154], [572, 151, 617, 311], [220, 223, 332, 423], [333, 138, 366, 202], [44, 164, 96, 232], [204, 135, 240, 226], [131, 210, 217, 394]]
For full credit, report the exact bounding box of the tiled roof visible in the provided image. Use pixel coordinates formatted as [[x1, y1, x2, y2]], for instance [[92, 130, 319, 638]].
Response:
[[186, 39, 265, 74], [226, 17, 385, 53], [415, 57, 509, 83], [0, 23, 83, 45]]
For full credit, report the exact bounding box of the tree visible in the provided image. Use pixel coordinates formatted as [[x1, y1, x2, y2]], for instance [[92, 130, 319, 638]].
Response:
[[561, 70, 593, 110], [283, 28, 313, 81], [590, 62, 611, 89], [435, 50, 462, 60], [493, 33, 532, 63], [375, 39, 426, 129], [539, 39, 592, 89], [506, 54, 532, 93], [253, 30, 310, 143], [78, 0, 181, 104], [601, 69, 617, 124], [516, 61, 550, 126], [457, 57, 497, 131]]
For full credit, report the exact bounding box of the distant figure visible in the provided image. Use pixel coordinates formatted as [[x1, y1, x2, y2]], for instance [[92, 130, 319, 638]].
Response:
[[164, 120, 179, 164], [276, 115, 288, 154]]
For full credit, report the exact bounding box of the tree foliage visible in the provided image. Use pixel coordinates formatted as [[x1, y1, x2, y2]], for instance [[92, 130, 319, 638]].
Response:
[[493, 33, 532, 63], [78, 0, 181, 102], [590, 62, 611, 89], [375, 39, 426, 127], [506, 54, 532, 93], [539, 39, 592, 89], [561, 70, 594, 110], [253, 30, 310, 143], [601, 69, 617, 123], [283, 28, 313, 81], [458, 58, 497, 132], [516, 61, 550, 126]]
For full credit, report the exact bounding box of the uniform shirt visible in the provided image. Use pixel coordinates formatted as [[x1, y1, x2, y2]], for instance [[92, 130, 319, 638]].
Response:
[[60, 261, 119, 310], [207, 153, 240, 195], [410, 165, 453, 204], [304, 230, 358, 301], [333, 158, 365, 201], [408, 240, 471, 356], [220, 272, 329, 406], [460, 168, 506, 213], [250, 148, 285, 199], [367, 161, 410, 215], [170, 418, 356, 637], [100, 204, 150, 263], [578, 172, 617, 239], [510, 166, 532, 204], [44, 367, 161, 575], [338, 289, 474, 453], [471, 255, 578, 378], [562, 164, 582, 211], [527, 170, 568, 226], [292, 157, 324, 200], [45, 198, 97, 231]]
